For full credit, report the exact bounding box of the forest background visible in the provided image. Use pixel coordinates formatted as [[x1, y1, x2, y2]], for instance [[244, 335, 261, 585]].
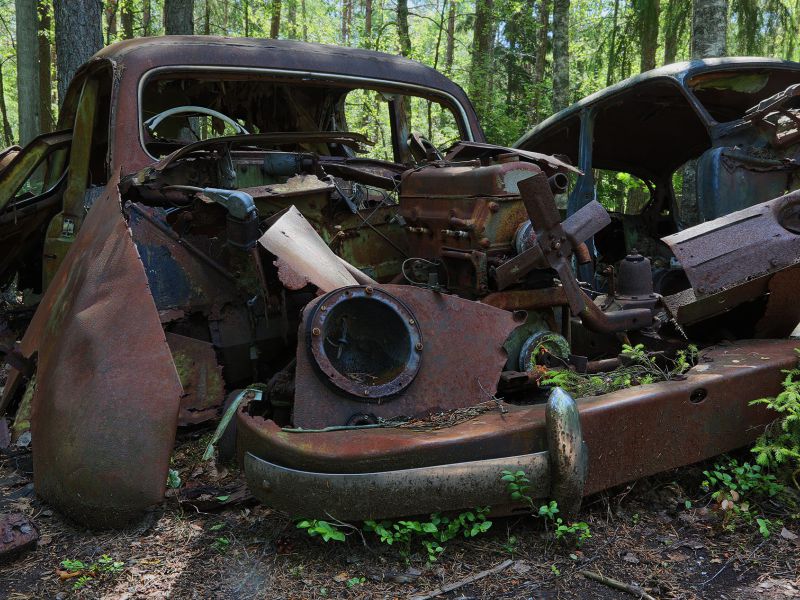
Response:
[[2, 0, 796, 151]]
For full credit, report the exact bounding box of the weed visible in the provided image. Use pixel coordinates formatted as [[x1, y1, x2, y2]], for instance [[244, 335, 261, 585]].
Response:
[[501, 534, 518, 556], [501, 470, 591, 548], [345, 576, 366, 588], [364, 507, 492, 562], [59, 554, 124, 590], [701, 457, 785, 534], [750, 352, 800, 488], [211, 536, 231, 553], [296, 519, 346, 542], [554, 520, 591, 546], [166, 468, 182, 489], [550, 564, 561, 576], [541, 343, 698, 397]]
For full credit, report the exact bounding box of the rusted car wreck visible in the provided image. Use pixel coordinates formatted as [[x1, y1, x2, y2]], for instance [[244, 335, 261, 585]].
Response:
[[0, 39, 799, 528]]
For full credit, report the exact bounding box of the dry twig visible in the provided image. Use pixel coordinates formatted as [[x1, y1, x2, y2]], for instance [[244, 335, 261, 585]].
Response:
[[409, 559, 513, 600], [580, 569, 657, 600]]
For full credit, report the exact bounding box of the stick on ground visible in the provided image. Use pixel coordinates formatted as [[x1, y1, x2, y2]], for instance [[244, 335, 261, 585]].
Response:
[[580, 569, 657, 600], [409, 559, 513, 600]]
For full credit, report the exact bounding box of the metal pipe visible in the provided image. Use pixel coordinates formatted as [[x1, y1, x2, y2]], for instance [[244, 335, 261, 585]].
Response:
[[482, 287, 567, 311], [579, 290, 652, 334]]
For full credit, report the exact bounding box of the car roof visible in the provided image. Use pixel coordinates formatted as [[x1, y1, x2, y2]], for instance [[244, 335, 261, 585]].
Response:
[[514, 57, 800, 181], [94, 35, 475, 113]]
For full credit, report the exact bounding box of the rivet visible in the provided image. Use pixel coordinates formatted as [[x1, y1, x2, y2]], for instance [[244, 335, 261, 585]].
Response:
[[261, 479, 271, 491], [363, 389, 370, 396], [409, 319, 415, 325], [320, 305, 327, 311], [365, 286, 374, 295], [312, 327, 321, 336], [415, 342, 424, 351]]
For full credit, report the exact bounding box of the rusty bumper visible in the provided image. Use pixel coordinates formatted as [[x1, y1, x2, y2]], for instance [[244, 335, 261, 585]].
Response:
[[244, 388, 587, 520], [240, 339, 796, 520]]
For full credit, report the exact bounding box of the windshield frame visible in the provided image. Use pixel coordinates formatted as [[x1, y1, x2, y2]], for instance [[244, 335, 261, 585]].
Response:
[[137, 65, 476, 162]]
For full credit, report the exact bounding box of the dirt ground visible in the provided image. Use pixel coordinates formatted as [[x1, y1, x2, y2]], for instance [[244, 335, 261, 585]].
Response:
[[1, 430, 798, 600]]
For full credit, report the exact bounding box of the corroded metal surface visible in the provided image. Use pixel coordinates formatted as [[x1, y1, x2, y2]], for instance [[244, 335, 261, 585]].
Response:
[[6, 189, 183, 528], [546, 388, 587, 517], [244, 451, 550, 521], [166, 332, 225, 425], [0, 513, 38, 563], [292, 284, 520, 429], [241, 339, 794, 513], [664, 192, 800, 333], [306, 286, 423, 400], [103, 36, 485, 176]]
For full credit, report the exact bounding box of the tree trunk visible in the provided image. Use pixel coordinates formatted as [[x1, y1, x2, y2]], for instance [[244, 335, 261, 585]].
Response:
[[38, 0, 53, 134], [639, 0, 660, 72], [287, 0, 297, 39], [663, 0, 690, 63], [105, 0, 118, 44], [271, 0, 282, 38], [605, 0, 619, 84], [164, 0, 194, 35], [16, 0, 41, 144], [142, 0, 152, 35], [120, 0, 135, 38], [397, 0, 411, 56], [0, 60, 14, 146], [552, 0, 569, 111], [54, 0, 103, 106], [691, 0, 727, 57], [341, 0, 351, 43], [469, 0, 493, 111], [531, 0, 549, 122], [444, 2, 455, 73], [203, 0, 211, 34], [364, 0, 373, 45], [301, 0, 308, 40]]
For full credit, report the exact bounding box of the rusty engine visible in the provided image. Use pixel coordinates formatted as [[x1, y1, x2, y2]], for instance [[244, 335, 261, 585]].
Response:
[[117, 129, 800, 434]]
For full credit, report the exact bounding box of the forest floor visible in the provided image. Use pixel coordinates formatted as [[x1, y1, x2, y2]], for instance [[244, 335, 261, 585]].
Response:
[[0, 430, 798, 600]]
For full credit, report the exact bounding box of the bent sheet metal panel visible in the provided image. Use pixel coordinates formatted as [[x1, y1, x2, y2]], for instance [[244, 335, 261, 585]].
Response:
[[291, 284, 520, 429], [18, 190, 181, 527]]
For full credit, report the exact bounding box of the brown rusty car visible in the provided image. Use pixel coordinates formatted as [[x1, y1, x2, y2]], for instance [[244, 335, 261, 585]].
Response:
[[0, 39, 799, 528]]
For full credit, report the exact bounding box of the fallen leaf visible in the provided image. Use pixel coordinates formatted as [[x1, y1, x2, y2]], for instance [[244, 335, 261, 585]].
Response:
[[333, 572, 349, 583], [622, 552, 640, 564], [512, 560, 531, 575], [780, 527, 798, 542]]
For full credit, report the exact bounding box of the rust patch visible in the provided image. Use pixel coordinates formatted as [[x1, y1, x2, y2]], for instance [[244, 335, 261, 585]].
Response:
[[166, 332, 225, 426]]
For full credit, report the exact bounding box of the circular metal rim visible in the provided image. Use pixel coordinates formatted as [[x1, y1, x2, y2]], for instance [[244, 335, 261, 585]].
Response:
[[306, 286, 423, 401], [518, 331, 570, 371]]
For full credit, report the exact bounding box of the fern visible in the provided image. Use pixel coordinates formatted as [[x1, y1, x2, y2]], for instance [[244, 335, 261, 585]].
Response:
[[750, 351, 800, 488]]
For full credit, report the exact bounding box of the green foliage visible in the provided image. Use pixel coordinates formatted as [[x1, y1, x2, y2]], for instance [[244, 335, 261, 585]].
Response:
[[554, 519, 592, 546], [701, 457, 784, 534], [501, 469, 534, 508], [59, 554, 124, 590], [346, 576, 366, 587], [501, 469, 591, 548], [211, 536, 231, 553], [541, 343, 698, 398], [750, 353, 800, 485], [296, 519, 346, 542], [166, 468, 181, 489], [364, 507, 492, 562]]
